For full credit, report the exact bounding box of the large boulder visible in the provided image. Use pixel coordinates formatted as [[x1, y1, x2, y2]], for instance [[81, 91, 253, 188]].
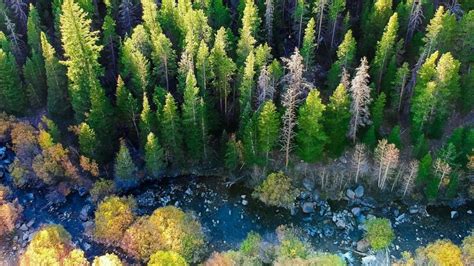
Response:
[[302, 202, 315, 213], [354, 185, 364, 198]]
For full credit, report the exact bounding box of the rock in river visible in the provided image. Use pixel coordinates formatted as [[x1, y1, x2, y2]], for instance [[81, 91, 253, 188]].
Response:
[[302, 202, 315, 213], [354, 185, 364, 198]]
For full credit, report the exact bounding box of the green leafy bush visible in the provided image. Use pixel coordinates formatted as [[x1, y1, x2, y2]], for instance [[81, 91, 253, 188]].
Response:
[[364, 218, 395, 250], [253, 172, 299, 209], [148, 251, 188, 266], [94, 196, 136, 245]]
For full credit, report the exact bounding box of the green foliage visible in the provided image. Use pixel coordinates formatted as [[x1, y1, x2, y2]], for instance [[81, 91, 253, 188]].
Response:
[[372, 13, 399, 91], [150, 33, 176, 90], [209, 27, 236, 117], [253, 172, 299, 209], [236, 0, 260, 65], [324, 83, 350, 157], [301, 18, 316, 70], [0, 49, 26, 115], [209, 0, 231, 29], [240, 232, 262, 257], [87, 86, 115, 162], [388, 125, 401, 149], [145, 132, 165, 178], [327, 30, 357, 90], [92, 253, 123, 266], [277, 229, 311, 259], [139, 93, 157, 146], [362, 126, 377, 150], [257, 101, 280, 164], [94, 196, 136, 245], [238, 52, 256, 126], [116, 76, 139, 137], [60, 0, 103, 122], [40, 32, 70, 119], [114, 140, 137, 189], [90, 179, 115, 203], [361, 0, 394, 56], [371, 92, 386, 132], [296, 90, 327, 163], [224, 136, 241, 172], [78, 123, 97, 160], [148, 251, 188, 266], [364, 218, 395, 251], [121, 206, 205, 262], [415, 240, 463, 266], [417, 153, 432, 185], [161, 93, 183, 164], [21, 225, 74, 265]]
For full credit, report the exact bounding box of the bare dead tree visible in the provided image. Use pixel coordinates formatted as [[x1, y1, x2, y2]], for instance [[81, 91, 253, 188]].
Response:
[[314, 0, 329, 44], [351, 143, 369, 184], [2, 13, 26, 64], [256, 65, 274, 108], [265, 0, 274, 44], [406, 0, 424, 46], [118, 0, 139, 36], [434, 158, 452, 190], [340, 67, 350, 89], [349, 57, 372, 142], [280, 48, 312, 168], [374, 139, 400, 190], [6, 0, 27, 33], [401, 160, 419, 197]]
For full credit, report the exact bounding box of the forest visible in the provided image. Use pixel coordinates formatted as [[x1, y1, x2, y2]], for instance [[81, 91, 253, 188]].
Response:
[[0, 0, 473, 265]]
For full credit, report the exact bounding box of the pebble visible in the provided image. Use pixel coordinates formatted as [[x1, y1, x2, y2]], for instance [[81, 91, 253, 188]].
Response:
[[242, 199, 248, 206]]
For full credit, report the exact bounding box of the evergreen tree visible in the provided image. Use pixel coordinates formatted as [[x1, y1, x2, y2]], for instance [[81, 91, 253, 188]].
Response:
[[242, 114, 260, 166], [236, 0, 260, 65], [141, 0, 162, 37], [78, 122, 97, 159], [324, 83, 351, 157], [417, 153, 432, 186], [101, 15, 119, 85], [196, 40, 210, 93], [209, 27, 236, 118], [60, 0, 103, 122], [116, 76, 139, 138], [87, 87, 115, 162], [422, 6, 455, 56], [372, 13, 399, 92], [209, 0, 231, 29], [388, 125, 402, 149], [371, 92, 387, 132], [139, 93, 157, 146], [145, 132, 165, 178], [119, 28, 151, 96], [313, 0, 329, 46], [24, 4, 46, 108], [224, 135, 241, 172], [327, 30, 357, 90], [117, 0, 139, 36], [264, 0, 274, 43], [349, 57, 372, 142], [239, 52, 256, 129], [40, 32, 70, 119], [293, 0, 308, 47], [361, 0, 393, 56], [150, 33, 176, 90], [182, 70, 209, 161], [257, 101, 279, 165], [391, 62, 410, 113], [114, 140, 137, 189], [301, 17, 316, 70], [296, 89, 327, 163], [328, 0, 345, 51], [0, 48, 26, 115], [161, 93, 183, 164]]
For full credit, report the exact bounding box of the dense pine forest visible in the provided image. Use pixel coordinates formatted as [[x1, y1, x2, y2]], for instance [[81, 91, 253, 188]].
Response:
[[0, 0, 473, 265]]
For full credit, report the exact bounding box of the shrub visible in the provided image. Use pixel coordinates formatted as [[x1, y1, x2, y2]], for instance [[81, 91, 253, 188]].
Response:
[[278, 233, 311, 259], [415, 239, 463, 265], [0, 200, 21, 237], [240, 232, 262, 257], [364, 218, 395, 250], [92, 253, 123, 266], [0, 185, 11, 202], [203, 252, 236, 266], [20, 225, 75, 266], [94, 196, 135, 245], [121, 206, 205, 262], [462, 234, 474, 264], [90, 179, 115, 203], [63, 249, 88, 265], [275, 253, 346, 266], [253, 172, 299, 209], [148, 251, 188, 266]]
